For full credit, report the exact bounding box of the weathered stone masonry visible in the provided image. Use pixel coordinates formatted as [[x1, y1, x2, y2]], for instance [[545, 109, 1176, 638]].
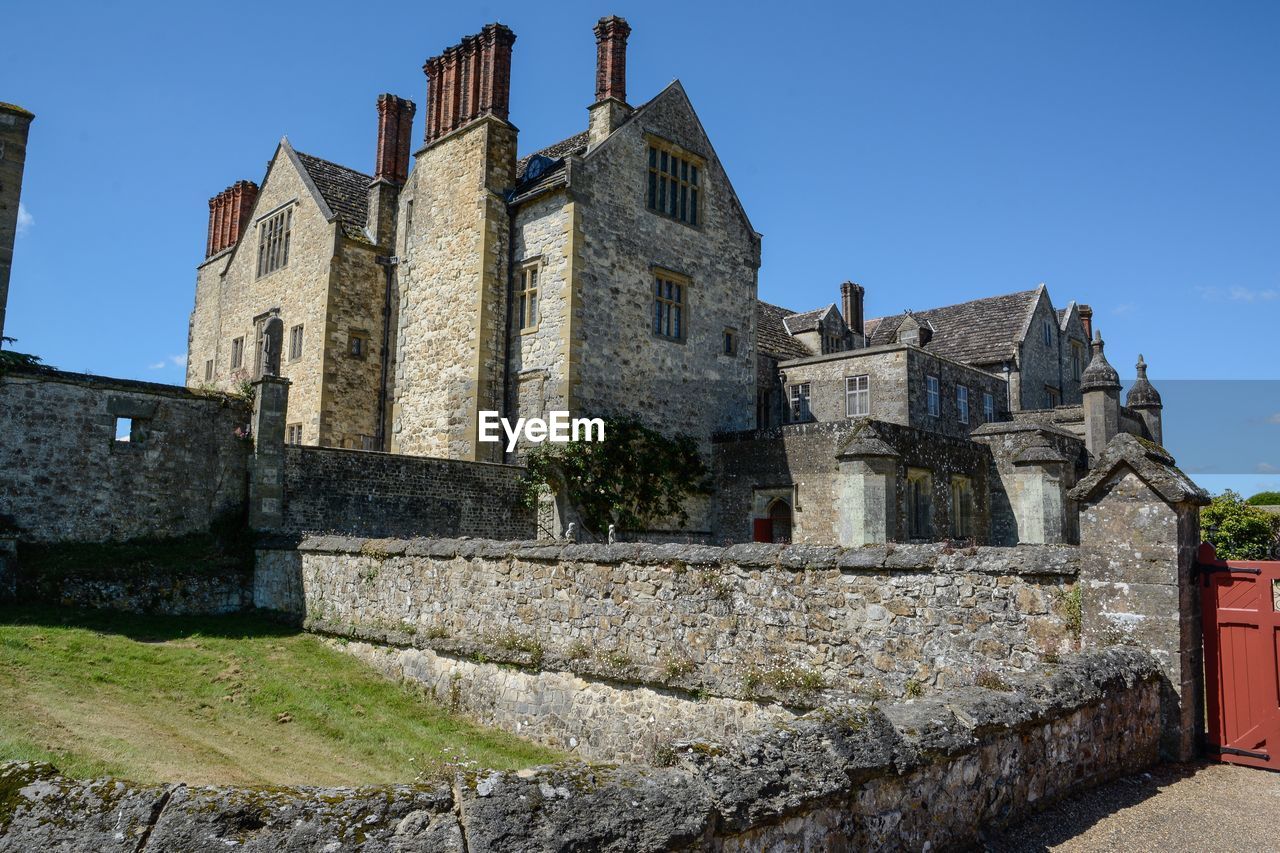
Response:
[[0, 647, 1161, 852], [255, 537, 1080, 761]]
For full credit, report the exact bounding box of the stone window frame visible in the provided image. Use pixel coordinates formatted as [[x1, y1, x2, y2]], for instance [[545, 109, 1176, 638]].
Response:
[[286, 423, 303, 445], [845, 374, 870, 417], [256, 203, 293, 279], [722, 327, 738, 357], [1044, 385, 1061, 408], [645, 134, 704, 229], [956, 384, 970, 423], [288, 324, 304, 361], [982, 390, 995, 423], [652, 267, 690, 343], [787, 382, 812, 424], [348, 330, 370, 360], [1041, 317, 1053, 347], [1071, 339, 1084, 380], [925, 374, 940, 417], [204, 359, 213, 382], [950, 474, 976, 539], [515, 257, 542, 334], [230, 336, 245, 369]]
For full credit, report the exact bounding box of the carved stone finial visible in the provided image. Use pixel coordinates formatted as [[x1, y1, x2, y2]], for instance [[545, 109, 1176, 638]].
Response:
[[563, 522, 577, 543], [607, 524, 617, 545]]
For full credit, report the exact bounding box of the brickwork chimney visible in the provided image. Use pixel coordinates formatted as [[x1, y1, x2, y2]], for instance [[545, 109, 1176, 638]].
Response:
[[1078, 304, 1093, 341], [588, 16, 633, 148], [369, 94, 416, 246], [0, 102, 35, 344], [422, 23, 516, 144], [374, 94, 416, 184], [205, 180, 259, 258], [841, 281, 865, 339]]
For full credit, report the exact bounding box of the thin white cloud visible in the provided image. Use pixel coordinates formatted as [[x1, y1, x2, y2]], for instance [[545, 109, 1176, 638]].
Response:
[[1258, 462, 1280, 474], [1198, 285, 1279, 303], [169, 354, 185, 367], [16, 203, 32, 235], [1111, 303, 1134, 316], [148, 361, 167, 370], [1269, 413, 1280, 425]]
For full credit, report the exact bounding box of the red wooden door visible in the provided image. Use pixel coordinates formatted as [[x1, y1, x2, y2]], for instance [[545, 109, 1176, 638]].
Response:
[[1200, 542, 1280, 771], [752, 518, 772, 543]]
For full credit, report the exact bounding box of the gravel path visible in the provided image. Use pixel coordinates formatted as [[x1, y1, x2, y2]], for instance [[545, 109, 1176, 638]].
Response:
[[977, 761, 1280, 852]]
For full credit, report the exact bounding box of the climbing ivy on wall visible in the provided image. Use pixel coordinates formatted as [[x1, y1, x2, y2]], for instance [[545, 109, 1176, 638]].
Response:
[[523, 417, 710, 537]]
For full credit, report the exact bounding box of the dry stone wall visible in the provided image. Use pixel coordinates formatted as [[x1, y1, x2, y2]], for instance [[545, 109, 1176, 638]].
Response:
[[0, 369, 250, 542], [255, 537, 1080, 760], [0, 647, 1161, 852]]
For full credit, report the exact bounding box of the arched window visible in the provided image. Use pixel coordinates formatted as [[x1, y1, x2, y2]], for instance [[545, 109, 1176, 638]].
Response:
[[768, 499, 793, 544]]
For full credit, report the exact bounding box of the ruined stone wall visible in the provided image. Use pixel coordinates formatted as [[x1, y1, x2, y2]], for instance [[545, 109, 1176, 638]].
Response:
[[712, 419, 993, 544], [0, 647, 1160, 852], [0, 103, 35, 342], [0, 368, 250, 542], [19, 569, 251, 615], [392, 118, 515, 460], [280, 446, 534, 539], [186, 150, 338, 447], [255, 537, 1079, 761]]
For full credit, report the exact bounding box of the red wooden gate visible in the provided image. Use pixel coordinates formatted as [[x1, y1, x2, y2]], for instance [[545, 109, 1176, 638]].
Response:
[[1199, 542, 1280, 770]]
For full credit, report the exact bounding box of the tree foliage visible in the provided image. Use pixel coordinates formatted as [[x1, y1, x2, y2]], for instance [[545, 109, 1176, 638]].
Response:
[[1202, 490, 1279, 560], [524, 417, 710, 536], [0, 337, 44, 377], [1246, 490, 1280, 506]]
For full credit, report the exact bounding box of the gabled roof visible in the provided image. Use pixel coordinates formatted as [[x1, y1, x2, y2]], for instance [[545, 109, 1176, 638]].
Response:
[[1068, 433, 1209, 506], [757, 301, 812, 360], [293, 150, 371, 240], [865, 289, 1040, 366], [783, 304, 838, 335]]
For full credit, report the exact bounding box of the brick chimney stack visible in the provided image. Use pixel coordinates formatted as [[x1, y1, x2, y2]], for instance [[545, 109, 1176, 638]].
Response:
[[374, 94, 416, 185], [1078, 304, 1093, 341], [841, 281, 865, 339], [369, 94, 416, 246], [588, 16, 633, 148], [422, 23, 516, 144], [205, 180, 259, 258]]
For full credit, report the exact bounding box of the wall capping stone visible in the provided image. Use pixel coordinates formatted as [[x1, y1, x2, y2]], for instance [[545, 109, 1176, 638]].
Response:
[[287, 536, 1082, 576]]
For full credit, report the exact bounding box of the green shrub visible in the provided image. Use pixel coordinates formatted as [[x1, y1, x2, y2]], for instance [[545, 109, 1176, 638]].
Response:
[[1203, 490, 1279, 560], [1246, 491, 1280, 506]]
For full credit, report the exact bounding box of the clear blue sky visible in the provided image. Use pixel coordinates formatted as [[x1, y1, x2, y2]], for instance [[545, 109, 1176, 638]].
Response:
[[4, 1, 1277, 494]]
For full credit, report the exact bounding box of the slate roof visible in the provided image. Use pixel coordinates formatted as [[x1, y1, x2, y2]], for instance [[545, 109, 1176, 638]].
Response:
[[294, 151, 371, 240], [783, 306, 834, 334], [865, 289, 1040, 366], [757, 301, 812, 360], [516, 131, 589, 186]]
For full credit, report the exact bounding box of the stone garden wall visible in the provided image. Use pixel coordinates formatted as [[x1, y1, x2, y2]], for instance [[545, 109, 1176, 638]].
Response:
[[254, 536, 1081, 761], [0, 647, 1161, 852], [280, 445, 535, 540], [20, 569, 251, 615]]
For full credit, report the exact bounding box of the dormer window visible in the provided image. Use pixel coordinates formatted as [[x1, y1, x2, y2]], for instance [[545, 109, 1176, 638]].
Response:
[[647, 139, 701, 226]]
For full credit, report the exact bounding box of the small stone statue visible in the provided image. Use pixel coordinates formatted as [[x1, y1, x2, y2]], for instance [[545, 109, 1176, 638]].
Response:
[[607, 524, 617, 545], [563, 522, 577, 543]]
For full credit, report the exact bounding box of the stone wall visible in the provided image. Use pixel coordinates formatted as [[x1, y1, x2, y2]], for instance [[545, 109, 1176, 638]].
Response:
[[712, 419, 994, 544], [0, 647, 1161, 852], [280, 446, 535, 539], [19, 569, 251, 615], [0, 102, 34, 341], [971, 420, 1088, 546], [254, 537, 1079, 760], [0, 368, 250, 542]]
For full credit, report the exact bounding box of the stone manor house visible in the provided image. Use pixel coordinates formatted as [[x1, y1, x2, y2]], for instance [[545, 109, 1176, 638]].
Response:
[[183, 16, 1167, 546]]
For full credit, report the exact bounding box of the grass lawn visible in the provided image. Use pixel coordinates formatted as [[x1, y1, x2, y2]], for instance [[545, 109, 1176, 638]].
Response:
[[0, 606, 562, 786]]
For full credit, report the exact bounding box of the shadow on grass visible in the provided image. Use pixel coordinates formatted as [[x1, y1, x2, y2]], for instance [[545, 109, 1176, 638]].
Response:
[[0, 604, 301, 643]]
